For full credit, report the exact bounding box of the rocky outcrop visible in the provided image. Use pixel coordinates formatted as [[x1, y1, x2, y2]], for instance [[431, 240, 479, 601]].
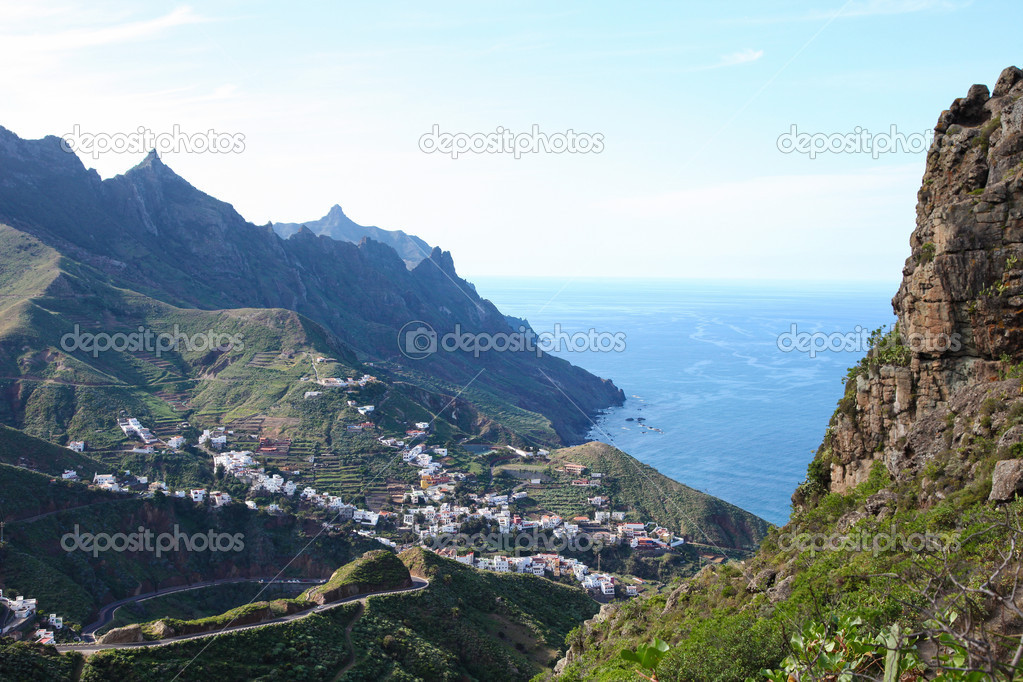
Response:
[[766, 575, 794, 603], [553, 602, 620, 676], [825, 66, 1023, 494], [989, 458, 1023, 501], [98, 624, 144, 644]]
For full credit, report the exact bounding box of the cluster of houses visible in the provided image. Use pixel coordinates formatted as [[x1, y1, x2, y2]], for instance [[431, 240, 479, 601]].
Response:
[[80, 469, 238, 508], [91, 471, 149, 493], [210, 450, 395, 527], [199, 428, 228, 449], [0, 590, 69, 643], [616, 522, 687, 551], [435, 548, 637, 598], [399, 493, 577, 540], [117, 417, 158, 444], [78, 417, 188, 455], [317, 373, 377, 389]]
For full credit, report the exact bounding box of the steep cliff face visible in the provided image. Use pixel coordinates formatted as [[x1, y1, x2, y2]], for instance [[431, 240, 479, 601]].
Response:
[[827, 66, 1023, 494]]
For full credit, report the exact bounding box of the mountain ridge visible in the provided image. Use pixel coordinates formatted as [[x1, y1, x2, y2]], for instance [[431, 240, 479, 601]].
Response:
[[272, 203, 433, 269], [0, 127, 623, 443]]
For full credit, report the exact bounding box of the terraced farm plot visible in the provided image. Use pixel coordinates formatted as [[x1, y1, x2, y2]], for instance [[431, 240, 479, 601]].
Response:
[[150, 415, 184, 437], [245, 351, 283, 368], [60, 312, 105, 330], [129, 351, 186, 385], [154, 388, 190, 412], [288, 438, 317, 458], [529, 484, 600, 518], [225, 414, 265, 432], [318, 459, 362, 495]]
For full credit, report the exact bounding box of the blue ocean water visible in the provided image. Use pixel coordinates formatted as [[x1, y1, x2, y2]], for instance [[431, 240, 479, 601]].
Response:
[[471, 277, 898, 526]]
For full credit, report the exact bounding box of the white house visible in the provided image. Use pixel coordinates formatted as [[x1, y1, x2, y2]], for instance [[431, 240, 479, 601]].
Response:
[[67, 440, 85, 452], [11, 596, 37, 618], [93, 473, 119, 492], [211, 491, 232, 507], [61, 470, 78, 481], [190, 489, 207, 503], [167, 435, 186, 449]]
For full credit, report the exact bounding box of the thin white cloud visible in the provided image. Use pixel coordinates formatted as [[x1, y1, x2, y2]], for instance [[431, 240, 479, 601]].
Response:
[[681, 47, 764, 73], [719, 48, 764, 67], [0, 6, 207, 54], [726, 0, 968, 25], [831, 0, 965, 17]]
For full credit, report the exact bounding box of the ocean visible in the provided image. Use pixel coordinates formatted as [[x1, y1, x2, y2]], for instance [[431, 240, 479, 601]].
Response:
[[471, 277, 898, 526]]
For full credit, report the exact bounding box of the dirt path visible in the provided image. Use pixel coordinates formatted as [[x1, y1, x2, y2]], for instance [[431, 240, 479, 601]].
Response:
[[331, 600, 367, 682]]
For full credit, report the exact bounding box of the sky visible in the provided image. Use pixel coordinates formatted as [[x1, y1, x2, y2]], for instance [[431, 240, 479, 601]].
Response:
[[1, 1, 1020, 281]]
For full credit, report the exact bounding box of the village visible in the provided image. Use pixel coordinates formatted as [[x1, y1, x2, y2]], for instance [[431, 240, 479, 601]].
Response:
[[68, 410, 687, 598], [7, 365, 693, 647]]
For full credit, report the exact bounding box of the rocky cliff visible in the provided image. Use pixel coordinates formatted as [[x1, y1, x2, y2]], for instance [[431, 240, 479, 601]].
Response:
[[824, 66, 1023, 495]]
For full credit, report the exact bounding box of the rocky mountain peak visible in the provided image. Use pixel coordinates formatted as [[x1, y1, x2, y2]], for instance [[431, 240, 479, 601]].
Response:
[[825, 66, 1023, 493]]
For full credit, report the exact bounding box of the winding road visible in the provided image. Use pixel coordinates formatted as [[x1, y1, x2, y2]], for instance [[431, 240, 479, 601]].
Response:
[[56, 577, 429, 654], [80, 577, 327, 641]]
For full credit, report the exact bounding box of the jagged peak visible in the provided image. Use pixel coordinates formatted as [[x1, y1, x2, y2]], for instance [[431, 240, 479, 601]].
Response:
[[131, 149, 167, 171]]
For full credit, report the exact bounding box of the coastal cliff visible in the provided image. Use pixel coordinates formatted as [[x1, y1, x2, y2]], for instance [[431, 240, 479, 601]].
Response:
[[823, 66, 1023, 495], [550, 66, 1023, 682]]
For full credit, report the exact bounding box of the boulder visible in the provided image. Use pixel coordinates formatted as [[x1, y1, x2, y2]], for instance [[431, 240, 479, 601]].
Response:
[[746, 569, 776, 593], [766, 575, 794, 603], [989, 459, 1023, 502], [98, 624, 144, 644]]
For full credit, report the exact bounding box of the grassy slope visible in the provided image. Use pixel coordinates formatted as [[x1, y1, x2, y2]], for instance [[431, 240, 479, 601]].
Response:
[[552, 442, 770, 549], [0, 424, 104, 479], [0, 439, 375, 629], [341, 547, 600, 681], [81, 602, 364, 681], [553, 377, 1023, 681], [78, 547, 598, 681], [99, 581, 308, 633], [300, 549, 411, 602]]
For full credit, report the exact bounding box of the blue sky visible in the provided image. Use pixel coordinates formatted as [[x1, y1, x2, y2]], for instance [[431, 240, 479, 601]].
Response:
[[1, 1, 1019, 280]]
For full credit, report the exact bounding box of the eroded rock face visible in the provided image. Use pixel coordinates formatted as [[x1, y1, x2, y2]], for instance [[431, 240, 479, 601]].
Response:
[[98, 624, 144, 644], [827, 66, 1023, 494], [990, 459, 1023, 502]]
